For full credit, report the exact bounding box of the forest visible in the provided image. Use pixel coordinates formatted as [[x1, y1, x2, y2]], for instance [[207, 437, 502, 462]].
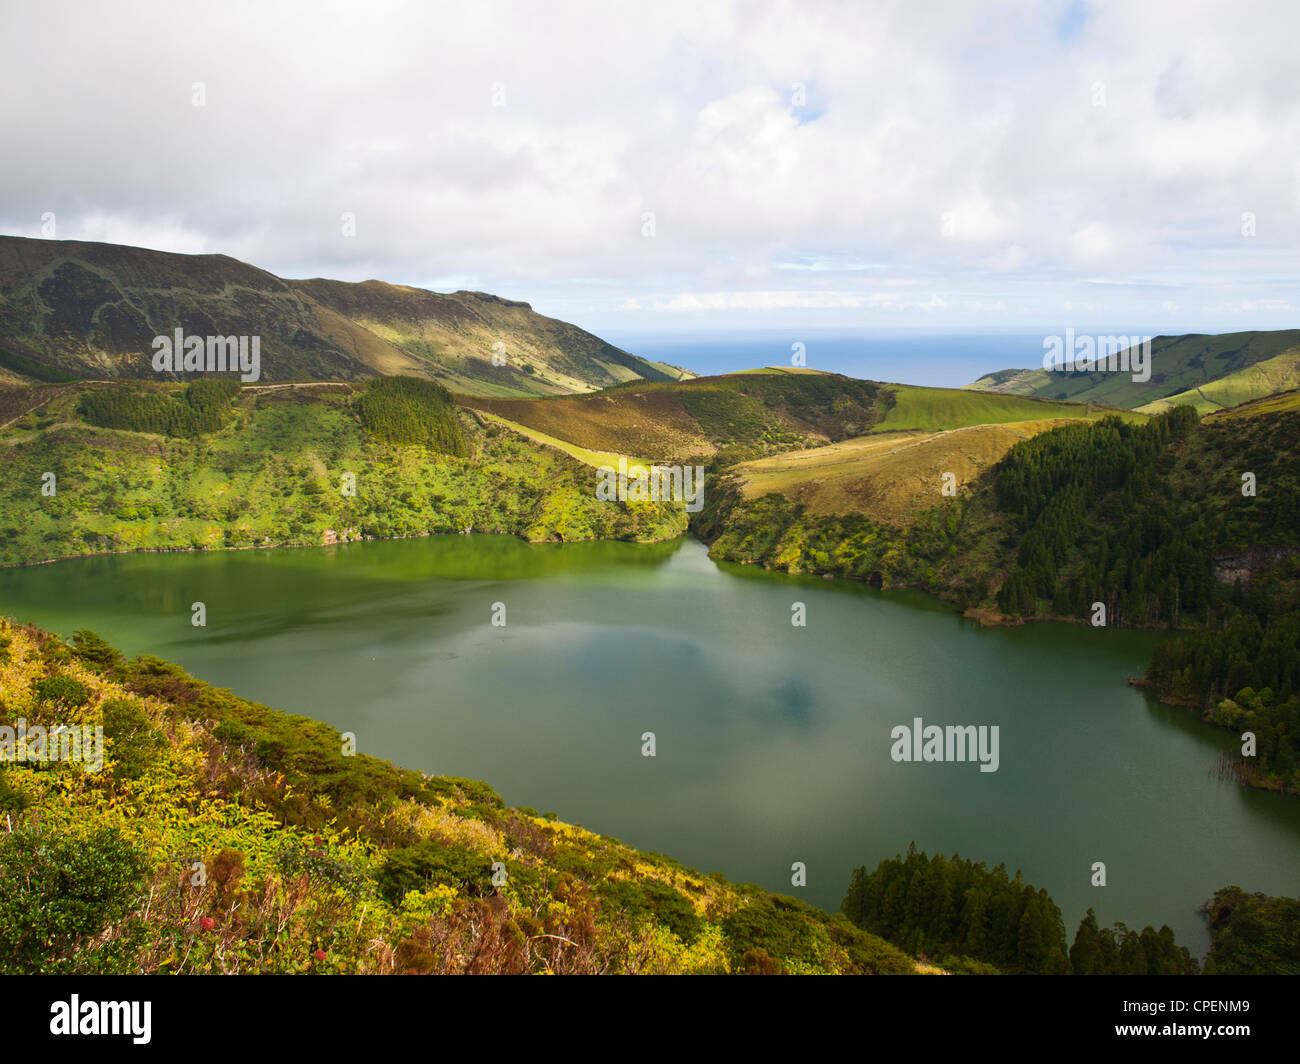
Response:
[[839, 844, 1299, 974], [78, 379, 239, 437], [353, 375, 468, 456]]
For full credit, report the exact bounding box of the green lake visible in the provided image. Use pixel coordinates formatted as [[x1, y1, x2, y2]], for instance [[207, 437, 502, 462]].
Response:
[[4, 533, 1298, 955]]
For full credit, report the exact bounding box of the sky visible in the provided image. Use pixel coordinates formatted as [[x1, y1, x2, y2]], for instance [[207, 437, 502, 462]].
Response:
[[2, 0, 1299, 346]]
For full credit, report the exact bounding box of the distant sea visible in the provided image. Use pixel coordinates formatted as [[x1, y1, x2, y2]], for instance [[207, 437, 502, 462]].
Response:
[[605, 328, 1162, 389]]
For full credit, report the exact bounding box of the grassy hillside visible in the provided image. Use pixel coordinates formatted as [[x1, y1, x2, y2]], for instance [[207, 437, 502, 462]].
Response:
[[967, 330, 1300, 410], [1207, 389, 1300, 420], [1136, 350, 1300, 415], [0, 619, 918, 975], [472, 411, 651, 470], [0, 379, 685, 567], [731, 419, 1092, 525], [462, 371, 890, 463], [456, 375, 1138, 530], [0, 236, 685, 396], [872, 383, 1139, 433], [699, 404, 1297, 619], [290, 277, 689, 396]]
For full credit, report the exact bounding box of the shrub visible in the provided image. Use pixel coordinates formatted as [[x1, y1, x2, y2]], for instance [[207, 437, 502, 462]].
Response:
[[102, 697, 161, 780], [0, 826, 147, 973], [376, 840, 493, 903], [34, 675, 91, 708]]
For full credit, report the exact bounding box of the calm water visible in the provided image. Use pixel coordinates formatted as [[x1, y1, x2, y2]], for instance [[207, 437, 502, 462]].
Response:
[[609, 328, 1163, 388], [4, 534, 1299, 955]]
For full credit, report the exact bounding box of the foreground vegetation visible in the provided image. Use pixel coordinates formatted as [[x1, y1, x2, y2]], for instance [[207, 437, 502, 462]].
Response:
[[0, 619, 917, 975], [4, 621, 1292, 974]]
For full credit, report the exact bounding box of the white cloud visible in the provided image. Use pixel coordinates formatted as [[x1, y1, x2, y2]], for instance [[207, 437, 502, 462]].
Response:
[[1, 0, 1298, 331]]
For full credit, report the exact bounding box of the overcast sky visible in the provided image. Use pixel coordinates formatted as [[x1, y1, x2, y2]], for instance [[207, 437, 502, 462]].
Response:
[[2, 0, 1298, 339]]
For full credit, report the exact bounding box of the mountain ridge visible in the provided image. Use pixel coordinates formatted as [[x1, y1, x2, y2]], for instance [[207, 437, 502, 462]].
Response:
[[0, 235, 688, 396]]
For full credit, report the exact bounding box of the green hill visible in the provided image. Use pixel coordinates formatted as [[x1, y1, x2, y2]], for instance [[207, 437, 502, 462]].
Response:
[[462, 370, 892, 463], [967, 330, 1300, 410], [0, 236, 688, 396], [1136, 349, 1300, 414], [872, 383, 1139, 432], [0, 378, 686, 566]]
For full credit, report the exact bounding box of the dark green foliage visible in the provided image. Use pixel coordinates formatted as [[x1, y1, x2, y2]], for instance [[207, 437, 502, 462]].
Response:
[[0, 768, 26, 811], [0, 826, 147, 973], [78, 379, 238, 437], [824, 913, 920, 975], [844, 846, 1199, 975], [1202, 886, 1300, 974], [354, 376, 467, 455], [721, 889, 915, 974], [596, 877, 702, 944], [1147, 614, 1300, 792], [1069, 909, 1198, 974], [375, 839, 493, 903], [33, 674, 91, 708], [993, 407, 1206, 625], [70, 628, 124, 672], [993, 403, 1299, 632], [939, 954, 1003, 975], [0, 346, 77, 382], [101, 697, 162, 781], [719, 892, 820, 972], [842, 844, 1071, 974], [274, 839, 367, 895]]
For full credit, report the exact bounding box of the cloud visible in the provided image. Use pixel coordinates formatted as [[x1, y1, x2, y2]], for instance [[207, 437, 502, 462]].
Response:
[[1, 0, 1298, 331]]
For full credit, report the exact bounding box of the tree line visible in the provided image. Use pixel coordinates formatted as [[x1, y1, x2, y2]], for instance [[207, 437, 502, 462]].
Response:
[[994, 407, 1211, 626], [353, 376, 467, 456], [842, 844, 1200, 974], [78, 379, 239, 437]]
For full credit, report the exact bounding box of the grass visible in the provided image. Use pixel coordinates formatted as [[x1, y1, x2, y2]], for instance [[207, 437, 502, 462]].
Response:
[[1206, 388, 1300, 420], [873, 385, 1138, 433], [474, 411, 651, 470], [734, 418, 1090, 524], [461, 371, 889, 462], [1136, 349, 1300, 415]]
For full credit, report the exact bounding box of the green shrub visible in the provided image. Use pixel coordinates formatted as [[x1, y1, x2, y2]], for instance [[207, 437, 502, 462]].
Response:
[[34, 675, 91, 708], [102, 697, 161, 781], [78, 379, 238, 437], [0, 826, 147, 973], [376, 840, 493, 903], [597, 877, 702, 944]]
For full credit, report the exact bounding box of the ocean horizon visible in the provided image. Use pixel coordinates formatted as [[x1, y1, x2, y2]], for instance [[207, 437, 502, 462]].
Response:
[[608, 328, 1169, 389]]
